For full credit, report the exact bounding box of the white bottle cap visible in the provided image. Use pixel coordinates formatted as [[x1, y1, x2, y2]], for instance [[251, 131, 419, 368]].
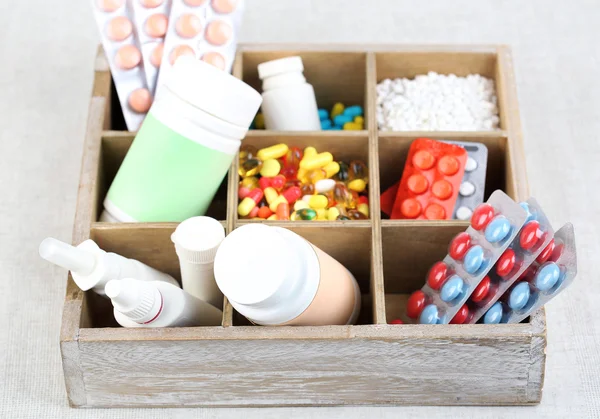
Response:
[[214, 224, 320, 325], [258, 56, 304, 79], [39, 238, 96, 275], [105, 279, 162, 324], [171, 216, 225, 264], [165, 56, 262, 129]]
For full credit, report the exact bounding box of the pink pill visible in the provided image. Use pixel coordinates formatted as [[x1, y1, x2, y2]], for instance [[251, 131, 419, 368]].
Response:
[[169, 44, 195, 65], [206, 20, 232, 46], [150, 43, 164, 67], [211, 0, 239, 13], [176, 14, 202, 38], [145, 14, 168, 38], [106, 16, 132, 41], [97, 0, 124, 12], [201, 52, 226, 70], [139, 0, 164, 7], [115, 45, 142, 70], [184, 0, 207, 6], [128, 88, 152, 113]]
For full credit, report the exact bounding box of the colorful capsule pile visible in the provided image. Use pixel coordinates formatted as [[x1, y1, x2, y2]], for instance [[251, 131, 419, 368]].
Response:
[[250, 103, 365, 131], [238, 143, 369, 221], [319, 103, 364, 131]]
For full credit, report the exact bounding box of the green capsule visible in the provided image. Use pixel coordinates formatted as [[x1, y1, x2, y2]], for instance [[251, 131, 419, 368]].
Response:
[[334, 161, 349, 182], [297, 208, 317, 220], [336, 215, 351, 220], [238, 158, 262, 178]]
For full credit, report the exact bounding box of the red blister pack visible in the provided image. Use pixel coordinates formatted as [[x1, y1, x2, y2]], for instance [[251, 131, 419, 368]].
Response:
[[390, 138, 467, 220]]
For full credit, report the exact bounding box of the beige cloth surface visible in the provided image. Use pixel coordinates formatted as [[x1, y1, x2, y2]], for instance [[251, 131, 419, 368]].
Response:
[[1, 0, 599, 417]]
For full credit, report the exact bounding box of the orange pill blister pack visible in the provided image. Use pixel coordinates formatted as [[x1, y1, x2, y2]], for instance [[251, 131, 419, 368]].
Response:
[[390, 138, 467, 220], [130, 0, 172, 94], [92, 0, 152, 131], [156, 0, 245, 94]]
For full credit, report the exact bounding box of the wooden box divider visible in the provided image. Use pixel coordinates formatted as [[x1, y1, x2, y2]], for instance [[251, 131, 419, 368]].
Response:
[[60, 44, 546, 408]]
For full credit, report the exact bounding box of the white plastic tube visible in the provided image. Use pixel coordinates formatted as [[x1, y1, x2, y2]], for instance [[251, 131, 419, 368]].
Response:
[[39, 237, 178, 295], [106, 278, 223, 327], [171, 216, 225, 308]]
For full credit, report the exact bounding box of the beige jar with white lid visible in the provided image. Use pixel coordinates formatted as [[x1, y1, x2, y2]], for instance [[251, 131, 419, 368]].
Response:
[[214, 224, 361, 326]]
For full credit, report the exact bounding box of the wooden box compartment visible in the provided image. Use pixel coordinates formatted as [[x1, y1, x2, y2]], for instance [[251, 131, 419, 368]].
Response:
[[61, 44, 545, 408]]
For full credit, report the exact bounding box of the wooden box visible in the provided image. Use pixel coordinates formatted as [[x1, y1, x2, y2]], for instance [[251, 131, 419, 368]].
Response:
[[61, 44, 545, 408]]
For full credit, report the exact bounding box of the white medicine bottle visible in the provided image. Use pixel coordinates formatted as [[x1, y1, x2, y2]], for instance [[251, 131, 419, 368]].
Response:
[[258, 56, 321, 131]]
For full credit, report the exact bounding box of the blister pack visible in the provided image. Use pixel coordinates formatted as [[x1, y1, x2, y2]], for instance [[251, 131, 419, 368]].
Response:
[[405, 190, 528, 324], [130, 0, 172, 94], [444, 140, 488, 221], [156, 0, 245, 92], [451, 198, 555, 324], [481, 223, 577, 324], [390, 138, 467, 220], [92, 0, 152, 131]]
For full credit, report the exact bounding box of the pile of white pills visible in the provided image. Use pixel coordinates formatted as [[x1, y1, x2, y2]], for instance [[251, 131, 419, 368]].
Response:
[[376, 72, 500, 131]]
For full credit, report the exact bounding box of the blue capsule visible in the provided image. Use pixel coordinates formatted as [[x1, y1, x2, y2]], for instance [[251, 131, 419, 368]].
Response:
[[327, 126, 342, 130], [420, 304, 439, 324], [440, 275, 464, 302], [343, 105, 364, 118], [320, 119, 332, 130], [464, 245, 484, 274], [509, 282, 531, 310], [333, 114, 353, 126], [535, 263, 561, 291], [484, 302, 503, 324], [318, 109, 329, 120], [519, 202, 537, 223], [484, 216, 511, 243]]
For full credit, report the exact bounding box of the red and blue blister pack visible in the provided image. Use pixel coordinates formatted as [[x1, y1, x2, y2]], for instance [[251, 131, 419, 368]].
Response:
[[451, 197, 555, 324], [481, 222, 577, 324], [405, 190, 528, 324], [390, 138, 467, 220]]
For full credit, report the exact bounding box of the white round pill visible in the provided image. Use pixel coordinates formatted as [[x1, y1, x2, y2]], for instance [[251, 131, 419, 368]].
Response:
[[465, 156, 477, 172], [456, 206, 473, 220], [315, 179, 335, 193], [459, 181, 476, 196]]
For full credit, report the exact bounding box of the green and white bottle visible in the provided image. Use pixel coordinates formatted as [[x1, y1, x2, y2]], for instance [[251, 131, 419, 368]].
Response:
[[101, 56, 262, 222]]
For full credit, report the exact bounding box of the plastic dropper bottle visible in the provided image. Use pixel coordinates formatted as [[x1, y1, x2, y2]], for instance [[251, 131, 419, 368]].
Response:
[[106, 278, 223, 327], [39, 237, 178, 295]]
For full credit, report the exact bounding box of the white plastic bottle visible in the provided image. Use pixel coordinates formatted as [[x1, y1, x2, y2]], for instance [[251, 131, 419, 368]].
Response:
[[214, 224, 361, 326], [171, 216, 225, 308], [106, 278, 223, 327], [39, 237, 178, 295], [257, 56, 321, 131]]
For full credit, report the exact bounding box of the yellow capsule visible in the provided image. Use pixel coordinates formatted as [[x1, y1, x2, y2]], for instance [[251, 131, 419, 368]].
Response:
[[269, 195, 288, 212], [328, 206, 340, 220], [316, 208, 327, 220], [330, 102, 345, 119], [238, 197, 256, 216], [267, 214, 278, 220], [300, 152, 333, 170], [290, 211, 298, 221], [257, 143, 289, 161], [343, 122, 362, 130], [297, 167, 308, 183], [263, 187, 279, 205], [260, 158, 281, 177], [303, 146, 318, 159], [354, 116, 364, 125], [294, 200, 310, 211], [254, 113, 265, 129], [307, 168, 327, 184], [358, 203, 369, 217], [324, 161, 340, 178], [240, 176, 259, 189], [304, 194, 328, 209], [348, 179, 367, 192]]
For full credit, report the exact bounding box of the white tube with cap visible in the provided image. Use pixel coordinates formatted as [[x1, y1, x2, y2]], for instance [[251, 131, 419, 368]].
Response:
[[39, 237, 178, 295], [106, 278, 223, 327], [171, 216, 225, 308]]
